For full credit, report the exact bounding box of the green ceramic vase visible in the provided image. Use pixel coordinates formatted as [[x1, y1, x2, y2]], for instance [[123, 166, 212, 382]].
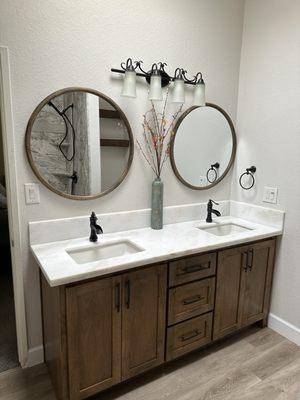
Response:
[[151, 177, 163, 230]]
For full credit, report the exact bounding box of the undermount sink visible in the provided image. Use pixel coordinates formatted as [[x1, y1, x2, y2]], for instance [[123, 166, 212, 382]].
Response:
[[67, 240, 144, 265], [198, 223, 252, 237]]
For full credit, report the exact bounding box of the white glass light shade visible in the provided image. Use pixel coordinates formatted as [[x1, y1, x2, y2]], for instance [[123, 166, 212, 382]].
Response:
[[148, 74, 163, 101], [193, 82, 205, 106], [172, 79, 185, 103], [121, 70, 136, 98]]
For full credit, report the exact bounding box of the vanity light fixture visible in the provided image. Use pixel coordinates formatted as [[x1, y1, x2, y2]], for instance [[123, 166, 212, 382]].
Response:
[[120, 58, 137, 98], [111, 58, 206, 104], [172, 68, 185, 103], [148, 63, 164, 101], [193, 73, 206, 106]]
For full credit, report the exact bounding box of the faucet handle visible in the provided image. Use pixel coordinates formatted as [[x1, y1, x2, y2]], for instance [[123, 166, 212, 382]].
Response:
[[209, 199, 219, 206], [90, 211, 97, 221]]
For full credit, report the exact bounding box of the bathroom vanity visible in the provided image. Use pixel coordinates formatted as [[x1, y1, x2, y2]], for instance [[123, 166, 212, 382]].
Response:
[[41, 238, 275, 400], [25, 84, 284, 400], [30, 203, 284, 400]]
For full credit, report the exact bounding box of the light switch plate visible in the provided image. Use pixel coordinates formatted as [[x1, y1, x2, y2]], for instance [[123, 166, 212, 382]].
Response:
[[24, 183, 40, 204], [263, 186, 278, 204]]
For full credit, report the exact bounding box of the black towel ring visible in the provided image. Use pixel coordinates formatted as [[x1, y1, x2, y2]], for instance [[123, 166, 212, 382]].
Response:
[[239, 166, 256, 190], [206, 162, 220, 183]]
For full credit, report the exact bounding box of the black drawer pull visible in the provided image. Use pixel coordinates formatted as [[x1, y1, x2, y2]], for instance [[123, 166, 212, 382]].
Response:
[[182, 295, 205, 305], [180, 329, 201, 342], [178, 261, 211, 275]]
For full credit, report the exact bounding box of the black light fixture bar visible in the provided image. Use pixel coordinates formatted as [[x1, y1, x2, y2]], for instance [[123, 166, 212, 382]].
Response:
[[111, 58, 203, 86]]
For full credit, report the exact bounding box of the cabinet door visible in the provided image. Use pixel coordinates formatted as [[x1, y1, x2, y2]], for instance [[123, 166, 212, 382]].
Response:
[[241, 239, 275, 327], [66, 276, 122, 400], [122, 264, 167, 380], [213, 246, 248, 340]]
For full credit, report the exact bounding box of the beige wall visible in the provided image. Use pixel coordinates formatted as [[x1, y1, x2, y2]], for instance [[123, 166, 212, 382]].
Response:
[[0, 0, 245, 354], [232, 0, 300, 328]]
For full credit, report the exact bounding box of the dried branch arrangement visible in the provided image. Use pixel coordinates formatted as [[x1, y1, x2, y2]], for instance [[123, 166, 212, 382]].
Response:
[[137, 89, 183, 179]]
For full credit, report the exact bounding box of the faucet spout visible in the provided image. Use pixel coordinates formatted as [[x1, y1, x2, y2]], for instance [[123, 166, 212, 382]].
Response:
[[212, 209, 221, 217]]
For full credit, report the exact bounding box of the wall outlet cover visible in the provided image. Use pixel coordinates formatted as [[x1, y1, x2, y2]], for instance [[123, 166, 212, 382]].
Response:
[[24, 183, 40, 204], [263, 186, 278, 204]]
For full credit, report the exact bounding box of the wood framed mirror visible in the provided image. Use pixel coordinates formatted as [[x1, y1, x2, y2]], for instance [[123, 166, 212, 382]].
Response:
[[170, 103, 236, 190], [25, 87, 134, 200]]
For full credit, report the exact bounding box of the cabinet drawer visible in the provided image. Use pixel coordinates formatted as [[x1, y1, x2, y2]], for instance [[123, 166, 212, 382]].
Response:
[[168, 277, 215, 325], [169, 253, 216, 287], [166, 313, 213, 361]]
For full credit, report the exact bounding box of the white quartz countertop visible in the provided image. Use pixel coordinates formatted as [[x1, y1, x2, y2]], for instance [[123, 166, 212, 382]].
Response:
[[31, 216, 283, 287]]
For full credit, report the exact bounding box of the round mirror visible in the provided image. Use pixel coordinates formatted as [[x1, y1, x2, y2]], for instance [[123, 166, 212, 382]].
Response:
[[170, 103, 236, 190], [26, 88, 134, 200]]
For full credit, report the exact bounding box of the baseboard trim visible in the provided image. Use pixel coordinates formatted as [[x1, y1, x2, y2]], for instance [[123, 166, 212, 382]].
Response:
[[268, 313, 300, 346], [25, 345, 44, 368]]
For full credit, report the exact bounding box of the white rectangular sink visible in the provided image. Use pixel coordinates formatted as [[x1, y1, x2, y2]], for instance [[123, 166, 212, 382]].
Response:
[[67, 240, 144, 265], [198, 223, 252, 237]]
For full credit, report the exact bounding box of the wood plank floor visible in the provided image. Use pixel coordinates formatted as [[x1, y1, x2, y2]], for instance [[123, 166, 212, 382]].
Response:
[[0, 327, 299, 400]]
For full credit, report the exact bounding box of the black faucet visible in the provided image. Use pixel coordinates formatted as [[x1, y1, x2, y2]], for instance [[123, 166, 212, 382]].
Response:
[[206, 199, 221, 223], [89, 212, 103, 242]]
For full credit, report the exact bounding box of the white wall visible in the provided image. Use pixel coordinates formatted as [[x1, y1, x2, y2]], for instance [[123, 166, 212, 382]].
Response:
[[0, 0, 245, 356], [233, 0, 300, 329]]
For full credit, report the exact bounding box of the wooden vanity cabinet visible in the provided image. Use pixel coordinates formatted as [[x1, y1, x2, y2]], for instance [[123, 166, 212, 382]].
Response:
[[41, 238, 276, 400], [42, 264, 167, 400], [121, 265, 167, 380], [241, 239, 276, 327], [66, 276, 122, 399], [213, 239, 275, 340]]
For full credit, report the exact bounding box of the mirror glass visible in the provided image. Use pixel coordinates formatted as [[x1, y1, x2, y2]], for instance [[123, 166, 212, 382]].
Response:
[[171, 104, 236, 189], [26, 88, 133, 199]]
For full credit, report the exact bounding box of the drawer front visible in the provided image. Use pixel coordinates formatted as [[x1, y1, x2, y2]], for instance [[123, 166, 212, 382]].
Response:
[[169, 253, 216, 287], [168, 277, 215, 325], [166, 313, 213, 361]]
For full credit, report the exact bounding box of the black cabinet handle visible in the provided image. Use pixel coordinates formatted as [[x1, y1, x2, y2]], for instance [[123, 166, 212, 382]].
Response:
[[125, 280, 130, 309], [182, 295, 205, 305], [242, 252, 248, 271], [179, 261, 211, 275], [115, 283, 121, 312], [247, 249, 254, 271], [180, 329, 201, 342]]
